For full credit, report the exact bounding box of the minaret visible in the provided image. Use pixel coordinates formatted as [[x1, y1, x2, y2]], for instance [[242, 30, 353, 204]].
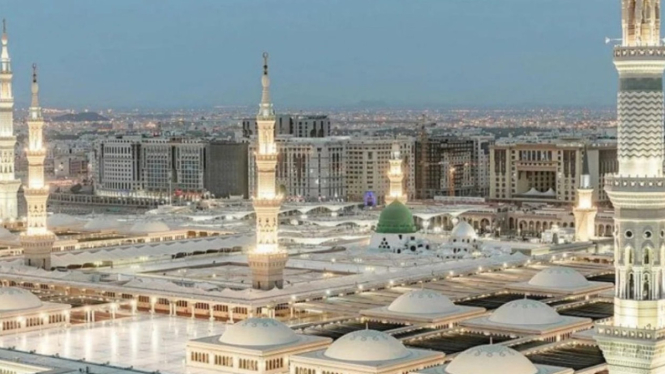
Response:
[[21, 64, 55, 269], [573, 146, 596, 242], [0, 20, 21, 221], [248, 53, 287, 290], [595, 1, 665, 372], [386, 140, 407, 204]]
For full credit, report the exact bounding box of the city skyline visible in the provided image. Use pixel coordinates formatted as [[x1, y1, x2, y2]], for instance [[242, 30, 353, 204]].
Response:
[[2, 0, 621, 109]]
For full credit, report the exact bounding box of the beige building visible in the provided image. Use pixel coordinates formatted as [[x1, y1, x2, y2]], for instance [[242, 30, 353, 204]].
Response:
[[346, 137, 415, 204], [490, 140, 617, 205]]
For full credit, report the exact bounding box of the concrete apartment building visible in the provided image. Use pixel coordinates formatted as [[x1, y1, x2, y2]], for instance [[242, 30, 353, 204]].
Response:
[[204, 140, 249, 198], [92, 136, 206, 200], [249, 137, 346, 201], [489, 138, 617, 205], [415, 134, 494, 199]]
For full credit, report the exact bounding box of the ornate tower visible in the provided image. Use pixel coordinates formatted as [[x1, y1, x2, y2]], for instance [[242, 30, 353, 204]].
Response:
[[386, 140, 407, 204], [21, 65, 55, 269], [248, 53, 287, 290], [0, 20, 20, 221], [573, 147, 597, 242], [595, 1, 665, 372]]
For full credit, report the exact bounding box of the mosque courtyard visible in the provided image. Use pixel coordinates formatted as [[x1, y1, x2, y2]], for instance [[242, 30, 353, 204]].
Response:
[[0, 314, 227, 374]]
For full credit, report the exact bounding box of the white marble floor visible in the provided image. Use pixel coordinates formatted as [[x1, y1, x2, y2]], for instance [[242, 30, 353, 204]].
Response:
[[0, 314, 228, 374]]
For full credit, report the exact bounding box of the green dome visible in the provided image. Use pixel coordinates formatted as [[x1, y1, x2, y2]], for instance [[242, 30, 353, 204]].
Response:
[[375, 200, 417, 234]]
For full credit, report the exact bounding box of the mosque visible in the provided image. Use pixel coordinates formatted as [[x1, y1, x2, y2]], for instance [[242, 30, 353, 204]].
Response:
[[0, 2, 663, 374]]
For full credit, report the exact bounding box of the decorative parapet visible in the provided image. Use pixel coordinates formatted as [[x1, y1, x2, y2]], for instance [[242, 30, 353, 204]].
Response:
[[605, 174, 665, 191], [253, 197, 283, 207], [614, 46, 665, 60], [596, 324, 665, 341]]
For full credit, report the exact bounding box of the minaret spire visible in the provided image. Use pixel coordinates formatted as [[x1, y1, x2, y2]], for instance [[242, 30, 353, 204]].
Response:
[[21, 63, 55, 269], [31, 63, 39, 109], [1, 19, 9, 73], [573, 145, 596, 242], [248, 52, 287, 290], [0, 18, 20, 221], [386, 139, 407, 204], [258, 52, 274, 119]]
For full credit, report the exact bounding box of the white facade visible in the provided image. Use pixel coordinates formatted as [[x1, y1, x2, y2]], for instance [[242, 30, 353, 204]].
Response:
[[0, 22, 20, 221], [186, 318, 331, 374], [291, 330, 444, 374], [0, 287, 70, 335]]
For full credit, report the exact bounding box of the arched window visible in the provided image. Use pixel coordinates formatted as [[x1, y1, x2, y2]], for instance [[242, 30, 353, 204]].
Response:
[[645, 249, 651, 265]]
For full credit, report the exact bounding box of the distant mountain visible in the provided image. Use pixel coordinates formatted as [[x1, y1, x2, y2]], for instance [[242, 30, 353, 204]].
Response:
[[52, 112, 109, 122]]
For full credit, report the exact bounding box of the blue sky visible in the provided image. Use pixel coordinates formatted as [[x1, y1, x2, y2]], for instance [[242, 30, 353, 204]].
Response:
[[2, 0, 620, 109]]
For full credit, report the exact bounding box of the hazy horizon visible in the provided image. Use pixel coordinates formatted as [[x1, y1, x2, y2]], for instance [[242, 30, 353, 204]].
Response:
[[2, 0, 621, 110]]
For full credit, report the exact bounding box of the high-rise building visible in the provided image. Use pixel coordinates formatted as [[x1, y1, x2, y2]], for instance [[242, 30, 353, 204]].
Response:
[[471, 135, 494, 196], [415, 135, 480, 199], [573, 148, 596, 242], [204, 140, 249, 198], [249, 137, 346, 201], [92, 136, 206, 200], [242, 114, 330, 139], [345, 137, 415, 204], [248, 53, 287, 291], [490, 140, 617, 205], [0, 21, 21, 220], [595, 1, 665, 372], [21, 65, 55, 269]]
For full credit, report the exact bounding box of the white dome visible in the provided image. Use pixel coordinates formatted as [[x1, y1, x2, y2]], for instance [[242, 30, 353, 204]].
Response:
[[451, 221, 478, 240], [47, 214, 79, 229], [528, 266, 589, 289], [0, 287, 43, 312], [218, 318, 298, 346], [129, 221, 170, 234], [388, 289, 458, 314], [83, 217, 119, 231], [446, 345, 537, 374], [324, 330, 410, 362], [489, 299, 562, 325]]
